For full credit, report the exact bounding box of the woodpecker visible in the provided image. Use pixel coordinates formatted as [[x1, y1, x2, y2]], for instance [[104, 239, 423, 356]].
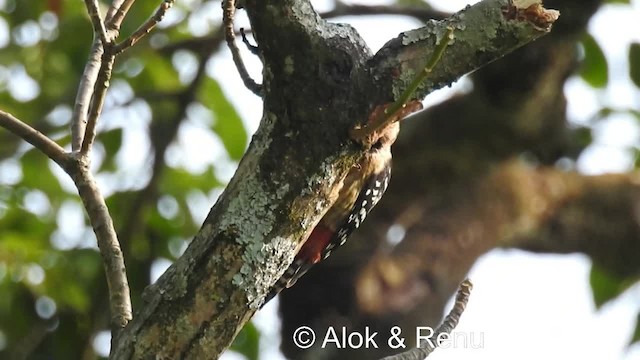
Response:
[[263, 101, 423, 305]]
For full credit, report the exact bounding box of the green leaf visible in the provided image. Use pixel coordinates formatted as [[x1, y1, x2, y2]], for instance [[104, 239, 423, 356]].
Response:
[[589, 264, 637, 308], [44, 250, 102, 312], [160, 166, 221, 194], [580, 34, 608, 88], [130, 53, 181, 92], [98, 127, 123, 172], [634, 147, 640, 169], [230, 322, 260, 360], [197, 78, 248, 160], [631, 312, 640, 346], [20, 150, 63, 195], [605, 0, 630, 3], [629, 43, 640, 88], [0, 232, 47, 264]]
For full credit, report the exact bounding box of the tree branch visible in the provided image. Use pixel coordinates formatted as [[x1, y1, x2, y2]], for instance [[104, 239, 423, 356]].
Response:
[[70, 48, 132, 335], [68, 156, 133, 337], [356, 161, 640, 316], [380, 280, 473, 360], [105, 0, 137, 32], [350, 26, 454, 142], [114, 0, 176, 54], [222, 0, 262, 96], [84, 0, 109, 44], [0, 110, 69, 167], [510, 171, 640, 278], [71, 40, 103, 152], [368, 0, 559, 106], [80, 53, 115, 155]]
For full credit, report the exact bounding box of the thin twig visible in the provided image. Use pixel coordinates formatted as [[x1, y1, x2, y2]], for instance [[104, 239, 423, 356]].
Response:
[[106, 0, 137, 31], [240, 28, 260, 56], [0, 110, 69, 167], [84, 0, 110, 44], [74, 0, 118, 152], [380, 279, 474, 360], [350, 27, 454, 142], [72, 40, 104, 152], [81, 53, 116, 155], [70, 157, 133, 335], [223, 0, 263, 96], [114, 0, 176, 54]]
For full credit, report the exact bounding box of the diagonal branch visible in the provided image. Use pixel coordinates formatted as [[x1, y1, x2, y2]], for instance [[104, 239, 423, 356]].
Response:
[[114, 0, 176, 54], [0, 110, 69, 167], [368, 0, 559, 107], [350, 27, 454, 143], [106, 0, 137, 32]]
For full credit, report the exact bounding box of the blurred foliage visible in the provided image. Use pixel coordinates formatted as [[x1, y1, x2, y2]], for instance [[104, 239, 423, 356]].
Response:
[[230, 322, 261, 360], [590, 265, 640, 346], [630, 42, 640, 88], [633, 313, 640, 345], [579, 33, 608, 88], [0, 0, 639, 358], [590, 265, 637, 309], [0, 0, 251, 358]]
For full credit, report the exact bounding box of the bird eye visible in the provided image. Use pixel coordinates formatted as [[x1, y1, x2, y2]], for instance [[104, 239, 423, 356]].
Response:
[[372, 138, 384, 150]]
